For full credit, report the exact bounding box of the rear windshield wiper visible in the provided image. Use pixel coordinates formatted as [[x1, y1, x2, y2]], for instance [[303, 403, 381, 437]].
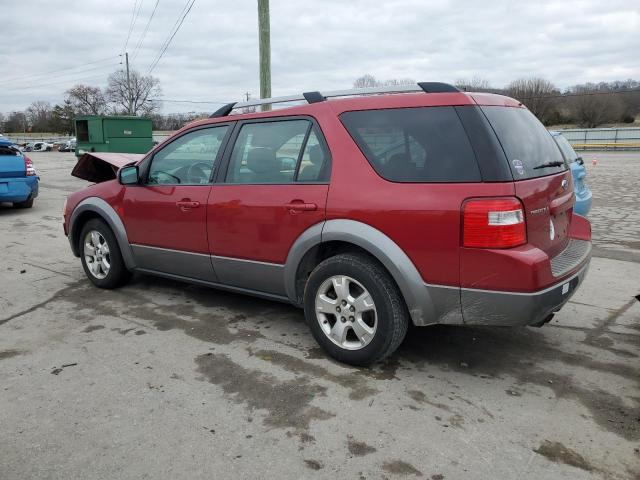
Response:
[[533, 161, 564, 170]]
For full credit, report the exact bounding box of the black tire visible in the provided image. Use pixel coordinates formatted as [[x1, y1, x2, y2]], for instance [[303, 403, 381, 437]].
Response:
[[79, 218, 131, 289], [303, 253, 409, 366], [13, 197, 34, 209]]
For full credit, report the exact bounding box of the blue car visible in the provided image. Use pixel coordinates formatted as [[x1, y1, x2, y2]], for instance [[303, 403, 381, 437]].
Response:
[[550, 131, 592, 216], [0, 139, 39, 208]]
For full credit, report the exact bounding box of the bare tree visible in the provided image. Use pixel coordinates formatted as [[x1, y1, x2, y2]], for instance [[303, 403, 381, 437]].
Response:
[[0, 112, 5, 131], [106, 69, 161, 116], [353, 74, 415, 89], [66, 85, 107, 115], [455, 76, 492, 92], [568, 86, 625, 128], [353, 74, 381, 88], [382, 78, 416, 87], [26, 101, 53, 131], [506, 78, 559, 125], [3, 111, 28, 133]]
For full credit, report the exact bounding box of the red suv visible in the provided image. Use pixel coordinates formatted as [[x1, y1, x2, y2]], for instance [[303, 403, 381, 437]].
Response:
[[63, 82, 591, 365]]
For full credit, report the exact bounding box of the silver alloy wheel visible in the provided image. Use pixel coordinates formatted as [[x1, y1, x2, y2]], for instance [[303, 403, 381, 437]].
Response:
[[83, 230, 111, 280], [315, 275, 378, 350]]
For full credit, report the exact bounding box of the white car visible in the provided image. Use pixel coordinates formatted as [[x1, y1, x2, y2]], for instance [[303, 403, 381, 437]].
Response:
[[32, 142, 52, 152]]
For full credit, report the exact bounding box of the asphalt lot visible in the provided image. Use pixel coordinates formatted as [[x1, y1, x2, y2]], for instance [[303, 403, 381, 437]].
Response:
[[1, 151, 639, 480]]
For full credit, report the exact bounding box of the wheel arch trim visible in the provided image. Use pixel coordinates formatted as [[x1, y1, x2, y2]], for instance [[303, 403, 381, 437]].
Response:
[[284, 219, 442, 325], [68, 197, 136, 270]]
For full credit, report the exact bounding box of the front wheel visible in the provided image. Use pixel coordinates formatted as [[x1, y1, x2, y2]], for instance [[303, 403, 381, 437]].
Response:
[[79, 218, 131, 289], [303, 253, 409, 366]]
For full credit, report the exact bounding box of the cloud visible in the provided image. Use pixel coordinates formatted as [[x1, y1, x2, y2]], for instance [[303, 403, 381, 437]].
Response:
[[0, 0, 638, 114]]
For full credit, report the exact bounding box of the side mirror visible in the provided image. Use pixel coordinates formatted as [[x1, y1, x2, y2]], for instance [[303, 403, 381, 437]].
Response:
[[119, 165, 139, 185], [575, 157, 584, 165]]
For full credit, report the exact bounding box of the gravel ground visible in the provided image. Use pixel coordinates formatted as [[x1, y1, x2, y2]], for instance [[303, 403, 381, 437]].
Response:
[[0, 151, 638, 480]]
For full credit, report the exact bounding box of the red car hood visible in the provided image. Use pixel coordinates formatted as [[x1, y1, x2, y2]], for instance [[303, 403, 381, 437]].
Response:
[[72, 152, 144, 183]]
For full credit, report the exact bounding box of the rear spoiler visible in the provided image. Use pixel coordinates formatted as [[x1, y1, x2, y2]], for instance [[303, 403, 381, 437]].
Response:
[[72, 152, 145, 183]]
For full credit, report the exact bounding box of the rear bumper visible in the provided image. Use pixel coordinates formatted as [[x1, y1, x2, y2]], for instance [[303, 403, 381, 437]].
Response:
[[461, 255, 590, 326], [0, 176, 38, 203]]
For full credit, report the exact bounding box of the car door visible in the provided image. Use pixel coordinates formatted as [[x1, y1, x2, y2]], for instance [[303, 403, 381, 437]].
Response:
[[123, 124, 231, 281], [207, 117, 331, 296]]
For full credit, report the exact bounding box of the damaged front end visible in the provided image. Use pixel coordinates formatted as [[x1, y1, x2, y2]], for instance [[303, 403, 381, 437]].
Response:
[[71, 152, 145, 183]]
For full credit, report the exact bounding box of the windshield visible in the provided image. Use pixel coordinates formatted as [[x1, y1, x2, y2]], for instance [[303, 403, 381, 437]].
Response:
[[481, 106, 567, 179]]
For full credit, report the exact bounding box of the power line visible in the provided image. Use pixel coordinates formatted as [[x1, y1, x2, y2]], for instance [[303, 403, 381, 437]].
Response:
[[131, 0, 160, 62], [518, 87, 640, 101], [147, 0, 196, 74], [123, 0, 144, 54], [470, 87, 640, 101], [0, 62, 121, 89], [160, 98, 227, 104], [0, 56, 120, 86], [0, 67, 120, 93]]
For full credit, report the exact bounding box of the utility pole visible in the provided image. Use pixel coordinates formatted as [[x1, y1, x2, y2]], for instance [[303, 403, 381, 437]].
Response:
[[257, 0, 271, 111], [125, 52, 132, 115], [244, 91, 251, 101]]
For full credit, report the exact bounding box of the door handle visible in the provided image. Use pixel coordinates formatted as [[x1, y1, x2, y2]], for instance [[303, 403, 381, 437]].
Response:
[[176, 200, 200, 210], [284, 200, 317, 212]]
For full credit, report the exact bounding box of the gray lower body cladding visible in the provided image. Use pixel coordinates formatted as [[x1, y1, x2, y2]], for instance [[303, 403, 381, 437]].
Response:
[[460, 261, 590, 326]]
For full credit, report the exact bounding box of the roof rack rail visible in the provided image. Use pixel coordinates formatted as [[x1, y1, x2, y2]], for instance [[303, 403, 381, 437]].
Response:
[[213, 82, 460, 116]]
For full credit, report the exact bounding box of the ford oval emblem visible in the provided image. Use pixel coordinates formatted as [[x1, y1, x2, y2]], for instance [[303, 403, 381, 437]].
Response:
[[561, 179, 568, 190]]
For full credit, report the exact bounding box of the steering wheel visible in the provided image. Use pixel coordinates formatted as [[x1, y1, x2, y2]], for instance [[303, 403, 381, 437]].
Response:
[[186, 162, 211, 184]]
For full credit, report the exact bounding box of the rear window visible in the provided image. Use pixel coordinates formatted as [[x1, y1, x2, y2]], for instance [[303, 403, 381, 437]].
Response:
[[0, 145, 19, 156], [553, 134, 578, 163], [481, 106, 567, 179], [340, 107, 481, 182]]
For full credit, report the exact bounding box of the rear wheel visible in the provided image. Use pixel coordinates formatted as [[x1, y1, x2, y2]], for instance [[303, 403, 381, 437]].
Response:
[[13, 198, 34, 209], [303, 253, 409, 366], [79, 218, 131, 289]]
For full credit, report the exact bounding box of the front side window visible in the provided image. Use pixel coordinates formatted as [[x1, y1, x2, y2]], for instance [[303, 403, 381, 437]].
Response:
[[147, 126, 229, 185], [340, 106, 481, 182], [225, 120, 329, 184]]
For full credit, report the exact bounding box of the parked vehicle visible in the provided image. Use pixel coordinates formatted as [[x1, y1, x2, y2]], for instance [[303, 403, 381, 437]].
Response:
[[32, 142, 52, 152], [59, 137, 77, 152], [0, 139, 39, 208], [550, 131, 592, 215], [63, 83, 592, 365]]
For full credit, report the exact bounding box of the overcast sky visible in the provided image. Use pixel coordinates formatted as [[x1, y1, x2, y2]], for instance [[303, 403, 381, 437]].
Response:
[[1, 0, 638, 114]]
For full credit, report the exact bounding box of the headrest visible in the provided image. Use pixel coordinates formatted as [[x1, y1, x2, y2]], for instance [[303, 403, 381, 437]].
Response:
[[246, 147, 278, 174], [308, 144, 323, 165]]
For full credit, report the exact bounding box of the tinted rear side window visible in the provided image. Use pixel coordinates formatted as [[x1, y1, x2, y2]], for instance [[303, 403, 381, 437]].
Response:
[[481, 106, 567, 179], [340, 107, 481, 182]]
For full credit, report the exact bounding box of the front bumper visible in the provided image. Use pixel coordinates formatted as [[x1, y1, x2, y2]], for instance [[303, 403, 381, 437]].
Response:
[[461, 257, 590, 326]]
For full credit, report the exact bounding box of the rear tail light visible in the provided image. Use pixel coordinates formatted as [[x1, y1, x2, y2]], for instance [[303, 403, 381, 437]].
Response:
[[463, 197, 526, 248], [24, 156, 37, 176]]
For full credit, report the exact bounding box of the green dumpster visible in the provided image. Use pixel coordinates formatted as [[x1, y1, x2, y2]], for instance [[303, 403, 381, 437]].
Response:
[[75, 116, 153, 157]]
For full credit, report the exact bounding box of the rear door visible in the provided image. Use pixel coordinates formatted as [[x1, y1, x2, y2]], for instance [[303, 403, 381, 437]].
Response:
[[480, 106, 573, 258], [207, 117, 330, 296]]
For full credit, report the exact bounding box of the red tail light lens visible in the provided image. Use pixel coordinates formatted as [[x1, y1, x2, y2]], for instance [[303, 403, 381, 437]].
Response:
[[463, 197, 526, 248], [24, 156, 36, 176]]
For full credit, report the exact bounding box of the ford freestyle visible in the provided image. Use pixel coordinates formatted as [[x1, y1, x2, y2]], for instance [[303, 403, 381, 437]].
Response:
[[63, 82, 592, 366]]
